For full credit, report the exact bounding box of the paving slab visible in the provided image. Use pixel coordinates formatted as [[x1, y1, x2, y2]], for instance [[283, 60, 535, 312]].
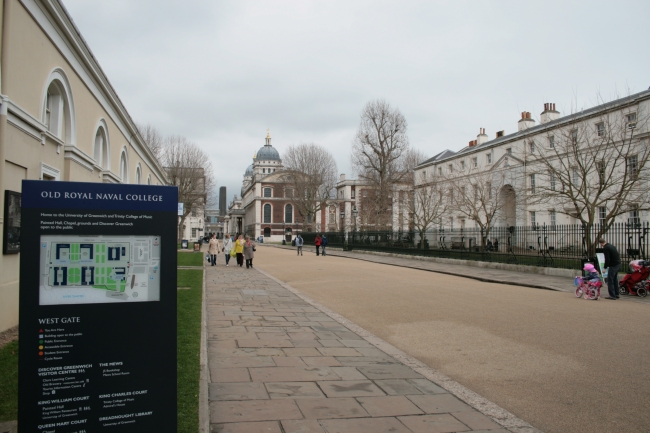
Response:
[[204, 263, 540, 432]]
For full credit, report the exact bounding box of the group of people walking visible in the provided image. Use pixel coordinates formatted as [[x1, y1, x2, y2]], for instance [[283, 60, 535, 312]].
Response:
[[295, 234, 328, 256], [208, 233, 256, 269]]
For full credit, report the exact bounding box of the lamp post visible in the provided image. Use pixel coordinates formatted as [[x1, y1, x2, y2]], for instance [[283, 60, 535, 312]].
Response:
[[352, 206, 358, 245]]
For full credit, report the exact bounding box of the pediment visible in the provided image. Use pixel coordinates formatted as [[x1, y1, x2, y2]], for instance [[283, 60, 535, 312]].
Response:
[[490, 153, 523, 171]]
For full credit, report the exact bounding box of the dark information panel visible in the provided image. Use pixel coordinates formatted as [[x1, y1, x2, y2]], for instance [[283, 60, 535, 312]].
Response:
[[18, 180, 178, 433]]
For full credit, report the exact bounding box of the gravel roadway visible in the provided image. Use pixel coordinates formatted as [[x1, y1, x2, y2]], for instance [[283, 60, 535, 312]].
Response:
[[254, 246, 650, 433]]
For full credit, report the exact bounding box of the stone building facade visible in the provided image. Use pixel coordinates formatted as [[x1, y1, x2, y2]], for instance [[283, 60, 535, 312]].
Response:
[[0, 0, 168, 332]]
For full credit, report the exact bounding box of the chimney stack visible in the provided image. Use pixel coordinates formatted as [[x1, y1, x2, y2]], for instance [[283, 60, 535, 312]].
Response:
[[496, 130, 504, 138], [518, 111, 535, 131], [476, 127, 488, 145], [540, 102, 559, 124], [340, 173, 346, 182]]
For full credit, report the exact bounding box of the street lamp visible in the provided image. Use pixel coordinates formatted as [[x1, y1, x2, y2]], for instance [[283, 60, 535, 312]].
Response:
[[352, 207, 358, 244]]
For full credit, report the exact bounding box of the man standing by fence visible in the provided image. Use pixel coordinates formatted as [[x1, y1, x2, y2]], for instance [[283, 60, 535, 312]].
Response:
[[296, 234, 304, 256], [599, 237, 621, 300], [321, 235, 328, 256]]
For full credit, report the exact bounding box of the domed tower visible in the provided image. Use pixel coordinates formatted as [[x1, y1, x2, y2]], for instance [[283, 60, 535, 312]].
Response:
[[254, 129, 282, 176]]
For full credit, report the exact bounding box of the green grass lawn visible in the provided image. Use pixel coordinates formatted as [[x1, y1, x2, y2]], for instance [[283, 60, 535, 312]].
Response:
[[177, 251, 205, 267], [0, 269, 203, 431], [0, 340, 18, 422], [177, 269, 203, 433]]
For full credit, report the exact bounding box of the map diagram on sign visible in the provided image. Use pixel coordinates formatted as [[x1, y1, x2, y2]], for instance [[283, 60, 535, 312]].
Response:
[[39, 235, 161, 305]]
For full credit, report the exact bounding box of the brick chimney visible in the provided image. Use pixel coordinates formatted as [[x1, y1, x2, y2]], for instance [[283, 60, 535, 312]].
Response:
[[476, 128, 488, 145], [496, 130, 505, 138], [540, 103, 559, 124], [468, 139, 478, 147], [518, 111, 535, 131]]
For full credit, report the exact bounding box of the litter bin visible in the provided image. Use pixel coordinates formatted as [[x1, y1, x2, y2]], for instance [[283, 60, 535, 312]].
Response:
[[291, 239, 296, 246], [193, 242, 200, 251], [282, 239, 286, 245], [181, 239, 188, 249]]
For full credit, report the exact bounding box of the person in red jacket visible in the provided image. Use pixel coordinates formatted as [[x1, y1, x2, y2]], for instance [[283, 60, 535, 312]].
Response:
[[314, 234, 322, 256]]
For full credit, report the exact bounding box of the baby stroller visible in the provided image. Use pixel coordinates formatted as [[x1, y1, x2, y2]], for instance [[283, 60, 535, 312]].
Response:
[[619, 260, 650, 297]]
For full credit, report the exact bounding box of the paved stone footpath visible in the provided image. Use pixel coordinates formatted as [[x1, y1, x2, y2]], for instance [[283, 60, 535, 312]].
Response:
[[205, 264, 541, 433]]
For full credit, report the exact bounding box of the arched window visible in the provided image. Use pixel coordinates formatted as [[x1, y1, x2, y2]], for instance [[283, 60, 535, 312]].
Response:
[[93, 122, 109, 169], [42, 69, 76, 145], [120, 150, 128, 183], [285, 204, 293, 223], [263, 204, 272, 223], [263, 227, 271, 237], [147, 174, 152, 185], [135, 165, 142, 184], [263, 187, 272, 197]]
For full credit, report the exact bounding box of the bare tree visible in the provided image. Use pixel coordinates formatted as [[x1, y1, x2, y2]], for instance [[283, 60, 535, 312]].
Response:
[[283, 143, 338, 231], [408, 184, 448, 248], [161, 135, 215, 242], [527, 101, 650, 254], [136, 123, 164, 161], [351, 99, 411, 228], [443, 162, 517, 248]]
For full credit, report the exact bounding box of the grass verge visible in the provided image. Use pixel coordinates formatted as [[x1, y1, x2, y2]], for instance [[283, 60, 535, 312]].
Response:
[[177, 269, 203, 433], [177, 251, 205, 267], [0, 340, 18, 422]]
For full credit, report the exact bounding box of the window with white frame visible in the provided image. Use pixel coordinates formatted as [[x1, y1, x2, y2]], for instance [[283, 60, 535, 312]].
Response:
[[448, 164, 453, 173], [596, 122, 605, 137], [550, 210, 556, 227], [598, 206, 606, 226], [472, 157, 478, 168], [119, 151, 128, 183], [572, 168, 580, 187], [460, 160, 465, 170], [529, 211, 536, 226], [438, 167, 443, 176], [147, 175, 152, 185], [529, 141, 535, 154], [263, 204, 272, 223], [263, 187, 272, 197], [570, 129, 578, 144], [629, 204, 640, 226], [191, 228, 197, 238], [351, 189, 355, 198], [549, 171, 556, 191], [284, 204, 293, 223], [626, 112, 637, 128], [486, 153, 492, 164], [135, 166, 141, 184], [627, 155, 638, 178], [487, 182, 492, 199], [548, 136, 555, 148], [529, 174, 536, 193], [93, 125, 109, 169]]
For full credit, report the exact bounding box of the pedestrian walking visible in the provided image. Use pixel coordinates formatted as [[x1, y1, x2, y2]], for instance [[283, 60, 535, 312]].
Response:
[[234, 234, 245, 267], [243, 235, 256, 269], [599, 237, 621, 299], [296, 234, 303, 256], [208, 233, 221, 266], [314, 234, 322, 256], [321, 235, 328, 256], [223, 233, 233, 266]]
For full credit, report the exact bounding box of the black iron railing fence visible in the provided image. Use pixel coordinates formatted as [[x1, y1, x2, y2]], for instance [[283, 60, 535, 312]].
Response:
[[300, 223, 649, 270]]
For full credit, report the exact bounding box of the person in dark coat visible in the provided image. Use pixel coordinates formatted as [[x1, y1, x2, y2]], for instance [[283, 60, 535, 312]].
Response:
[[599, 237, 621, 299], [321, 235, 328, 256]]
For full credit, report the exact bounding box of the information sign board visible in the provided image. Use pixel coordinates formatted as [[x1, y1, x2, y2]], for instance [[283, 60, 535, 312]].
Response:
[[19, 180, 178, 432]]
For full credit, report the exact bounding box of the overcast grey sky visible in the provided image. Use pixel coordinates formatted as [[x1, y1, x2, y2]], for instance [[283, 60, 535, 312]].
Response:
[[63, 0, 650, 206]]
